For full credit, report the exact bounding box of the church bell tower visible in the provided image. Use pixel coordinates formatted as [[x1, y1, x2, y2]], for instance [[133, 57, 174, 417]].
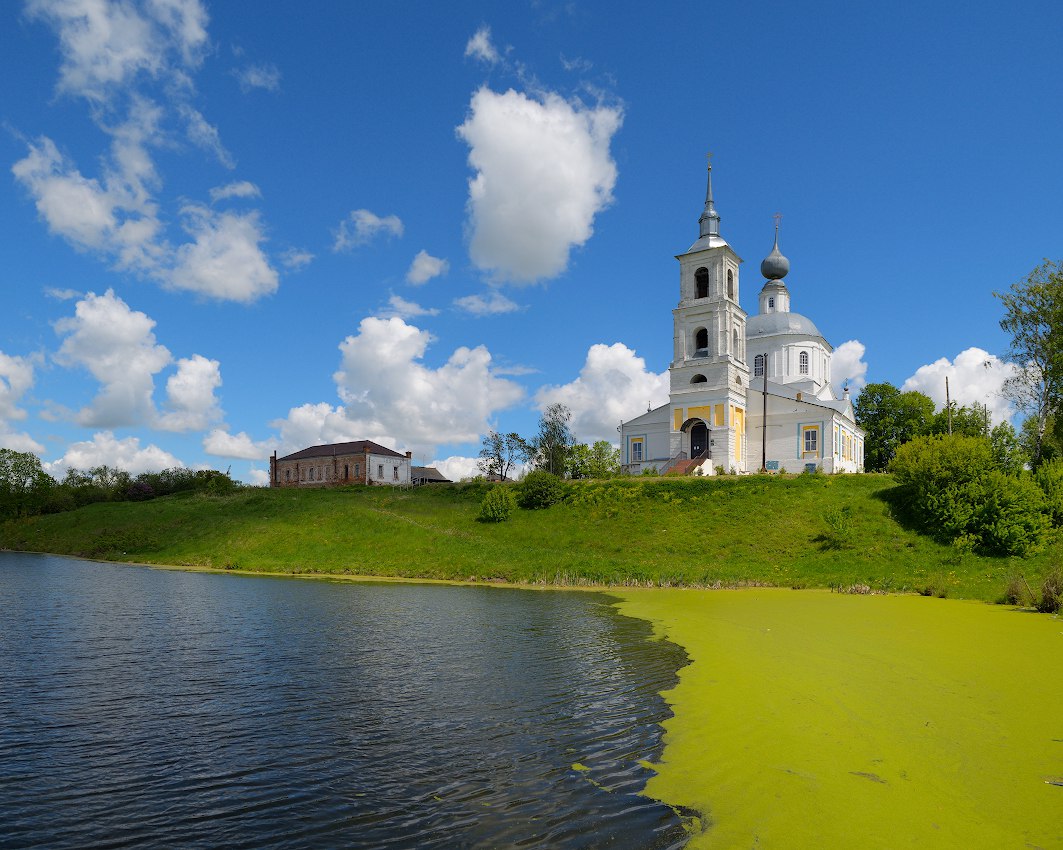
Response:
[[667, 156, 749, 469]]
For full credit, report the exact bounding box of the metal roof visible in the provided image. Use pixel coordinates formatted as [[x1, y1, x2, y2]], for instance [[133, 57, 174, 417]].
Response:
[[746, 311, 825, 340], [277, 440, 404, 462]]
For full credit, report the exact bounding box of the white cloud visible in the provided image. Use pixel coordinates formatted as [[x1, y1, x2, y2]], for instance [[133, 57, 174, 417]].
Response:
[[245, 466, 270, 485], [54, 289, 172, 428], [210, 180, 261, 203], [26, 0, 209, 102], [406, 250, 449, 285], [44, 431, 183, 477], [179, 104, 234, 168], [902, 347, 1018, 424], [169, 204, 279, 301], [0, 352, 43, 454], [157, 354, 222, 432], [45, 287, 81, 300], [235, 62, 281, 92], [382, 295, 439, 320], [535, 343, 669, 442], [333, 209, 404, 251], [464, 26, 500, 64], [269, 317, 524, 458], [280, 248, 315, 270], [431, 455, 481, 482], [203, 428, 270, 460], [453, 290, 521, 316], [832, 339, 869, 397], [456, 86, 622, 282]]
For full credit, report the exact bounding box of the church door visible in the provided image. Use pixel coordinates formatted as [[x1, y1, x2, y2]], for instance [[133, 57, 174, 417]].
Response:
[[690, 421, 708, 458]]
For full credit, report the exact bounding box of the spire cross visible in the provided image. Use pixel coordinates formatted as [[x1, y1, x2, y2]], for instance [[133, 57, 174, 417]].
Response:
[[773, 212, 782, 233], [705, 150, 713, 169]]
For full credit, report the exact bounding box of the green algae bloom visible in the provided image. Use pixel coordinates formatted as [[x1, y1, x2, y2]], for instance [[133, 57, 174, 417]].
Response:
[[615, 589, 1063, 849]]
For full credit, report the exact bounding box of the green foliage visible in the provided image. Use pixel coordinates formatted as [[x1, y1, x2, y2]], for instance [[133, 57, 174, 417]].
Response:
[[854, 382, 935, 471], [478, 486, 516, 522], [928, 403, 992, 438], [0, 448, 57, 518], [516, 470, 564, 509], [1037, 568, 1062, 613], [641, 465, 660, 476], [995, 260, 1063, 467], [532, 403, 573, 476], [567, 443, 592, 479], [890, 434, 1049, 555], [818, 507, 854, 550], [1034, 458, 1063, 524], [478, 431, 531, 481], [990, 421, 1027, 475]]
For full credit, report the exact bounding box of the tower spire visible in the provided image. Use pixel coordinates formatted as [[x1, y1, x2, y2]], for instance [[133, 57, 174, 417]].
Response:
[[698, 151, 721, 239]]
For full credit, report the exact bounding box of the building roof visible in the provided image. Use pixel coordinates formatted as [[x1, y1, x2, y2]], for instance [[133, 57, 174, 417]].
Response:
[[412, 466, 451, 483], [278, 440, 404, 462], [746, 311, 826, 342]]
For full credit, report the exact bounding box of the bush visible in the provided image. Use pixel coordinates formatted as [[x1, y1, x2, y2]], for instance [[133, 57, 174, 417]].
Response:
[[1034, 458, 1063, 525], [478, 486, 516, 523], [1037, 568, 1062, 613], [975, 471, 1049, 556], [516, 471, 564, 509]]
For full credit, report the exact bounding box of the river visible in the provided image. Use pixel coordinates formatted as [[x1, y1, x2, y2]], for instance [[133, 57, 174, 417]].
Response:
[[0, 553, 691, 849]]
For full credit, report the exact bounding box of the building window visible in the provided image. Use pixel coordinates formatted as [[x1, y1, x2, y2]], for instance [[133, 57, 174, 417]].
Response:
[[733, 328, 740, 358], [799, 351, 809, 374], [377, 464, 383, 479], [393, 465, 399, 480], [727, 269, 734, 299], [754, 354, 764, 377], [355, 463, 360, 479], [630, 440, 643, 462], [344, 464, 349, 479], [309, 468, 314, 481], [694, 328, 708, 353], [285, 469, 290, 482], [768, 296, 774, 309], [695, 267, 708, 299], [803, 427, 818, 456], [691, 374, 707, 383]]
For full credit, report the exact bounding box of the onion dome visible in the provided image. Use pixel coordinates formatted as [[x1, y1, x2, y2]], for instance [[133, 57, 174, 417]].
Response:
[[760, 227, 790, 281]]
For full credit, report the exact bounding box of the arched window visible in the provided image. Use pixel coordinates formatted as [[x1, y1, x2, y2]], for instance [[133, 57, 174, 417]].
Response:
[[754, 354, 764, 377], [691, 374, 707, 384], [694, 328, 708, 353], [799, 351, 809, 374], [308, 468, 314, 481], [768, 296, 774, 309], [727, 269, 734, 299], [695, 267, 708, 299]]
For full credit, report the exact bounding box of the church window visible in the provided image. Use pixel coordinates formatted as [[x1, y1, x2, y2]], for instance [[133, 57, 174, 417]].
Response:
[[355, 463, 360, 479], [727, 269, 734, 299], [694, 328, 708, 353], [732, 329, 740, 358], [691, 374, 707, 384], [754, 354, 764, 377], [799, 351, 809, 374], [803, 427, 819, 456], [768, 296, 774, 309], [309, 468, 314, 481], [344, 464, 349, 479], [630, 440, 643, 462], [695, 267, 708, 299], [285, 469, 291, 482]]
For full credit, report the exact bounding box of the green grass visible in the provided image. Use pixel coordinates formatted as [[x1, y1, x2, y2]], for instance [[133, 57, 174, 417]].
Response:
[[2, 474, 1059, 601]]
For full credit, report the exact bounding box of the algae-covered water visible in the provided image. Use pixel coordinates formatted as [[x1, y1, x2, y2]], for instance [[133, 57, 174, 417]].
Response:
[[616, 588, 1063, 849]]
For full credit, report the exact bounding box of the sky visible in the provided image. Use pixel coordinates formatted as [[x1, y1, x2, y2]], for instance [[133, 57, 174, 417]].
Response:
[[2, 0, 1061, 484]]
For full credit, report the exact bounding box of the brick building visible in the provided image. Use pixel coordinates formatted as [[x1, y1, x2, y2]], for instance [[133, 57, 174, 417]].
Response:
[[269, 440, 412, 487]]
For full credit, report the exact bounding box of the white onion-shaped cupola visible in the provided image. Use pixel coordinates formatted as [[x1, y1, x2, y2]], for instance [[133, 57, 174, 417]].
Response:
[[758, 222, 791, 314]]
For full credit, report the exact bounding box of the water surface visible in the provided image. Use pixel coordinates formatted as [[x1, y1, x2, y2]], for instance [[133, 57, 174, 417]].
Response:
[[0, 553, 690, 849]]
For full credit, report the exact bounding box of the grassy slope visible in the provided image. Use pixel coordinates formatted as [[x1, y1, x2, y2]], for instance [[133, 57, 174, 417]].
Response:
[[1, 474, 1057, 601]]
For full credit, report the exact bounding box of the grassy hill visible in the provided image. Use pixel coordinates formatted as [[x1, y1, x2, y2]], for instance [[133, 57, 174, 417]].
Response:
[[2, 474, 1058, 602]]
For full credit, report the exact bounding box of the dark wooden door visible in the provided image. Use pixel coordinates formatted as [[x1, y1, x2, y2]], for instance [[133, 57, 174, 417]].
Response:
[[691, 422, 708, 458]]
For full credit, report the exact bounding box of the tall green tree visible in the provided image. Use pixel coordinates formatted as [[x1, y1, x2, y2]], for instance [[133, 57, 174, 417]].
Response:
[[928, 403, 991, 438], [995, 260, 1063, 467], [477, 431, 530, 481], [0, 448, 56, 517], [587, 440, 620, 478], [533, 403, 573, 476], [853, 383, 936, 471]]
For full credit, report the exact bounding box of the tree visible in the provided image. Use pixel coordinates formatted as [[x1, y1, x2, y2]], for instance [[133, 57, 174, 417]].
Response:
[[928, 403, 991, 438], [477, 431, 531, 481], [587, 440, 620, 479], [0, 448, 56, 517], [853, 383, 935, 471], [533, 403, 573, 476], [567, 443, 592, 480], [995, 260, 1063, 467], [990, 421, 1028, 476]]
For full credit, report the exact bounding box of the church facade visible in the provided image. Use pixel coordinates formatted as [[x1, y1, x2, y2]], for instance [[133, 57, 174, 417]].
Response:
[[620, 161, 864, 475]]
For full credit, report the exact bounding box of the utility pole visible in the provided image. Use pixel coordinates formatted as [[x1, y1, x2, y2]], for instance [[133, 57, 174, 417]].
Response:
[[760, 355, 768, 472]]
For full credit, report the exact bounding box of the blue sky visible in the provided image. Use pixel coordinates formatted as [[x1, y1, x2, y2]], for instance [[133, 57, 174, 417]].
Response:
[[2, 0, 1060, 482]]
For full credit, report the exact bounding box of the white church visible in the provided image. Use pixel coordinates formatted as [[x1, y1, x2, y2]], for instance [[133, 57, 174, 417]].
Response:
[[620, 159, 864, 475]]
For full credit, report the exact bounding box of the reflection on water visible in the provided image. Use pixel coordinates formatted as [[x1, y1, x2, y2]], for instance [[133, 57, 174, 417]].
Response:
[[0, 553, 690, 849]]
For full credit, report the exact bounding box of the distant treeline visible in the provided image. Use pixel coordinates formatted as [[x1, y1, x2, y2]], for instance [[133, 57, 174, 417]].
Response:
[[0, 448, 237, 520]]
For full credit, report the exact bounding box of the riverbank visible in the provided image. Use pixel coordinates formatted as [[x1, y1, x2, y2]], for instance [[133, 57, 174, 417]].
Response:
[[1, 474, 1060, 601], [614, 588, 1063, 849]]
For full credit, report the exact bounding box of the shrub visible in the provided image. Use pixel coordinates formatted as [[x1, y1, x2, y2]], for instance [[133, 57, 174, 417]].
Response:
[[819, 507, 853, 550], [478, 486, 516, 523], [1037, 568, 1062, 613], [1001, 571, 1033, 606], [1034, 458, 1063, 525], [516, 471, 564, 509], [640, 466, 660, 476], [975, 471, 1049, 556]]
